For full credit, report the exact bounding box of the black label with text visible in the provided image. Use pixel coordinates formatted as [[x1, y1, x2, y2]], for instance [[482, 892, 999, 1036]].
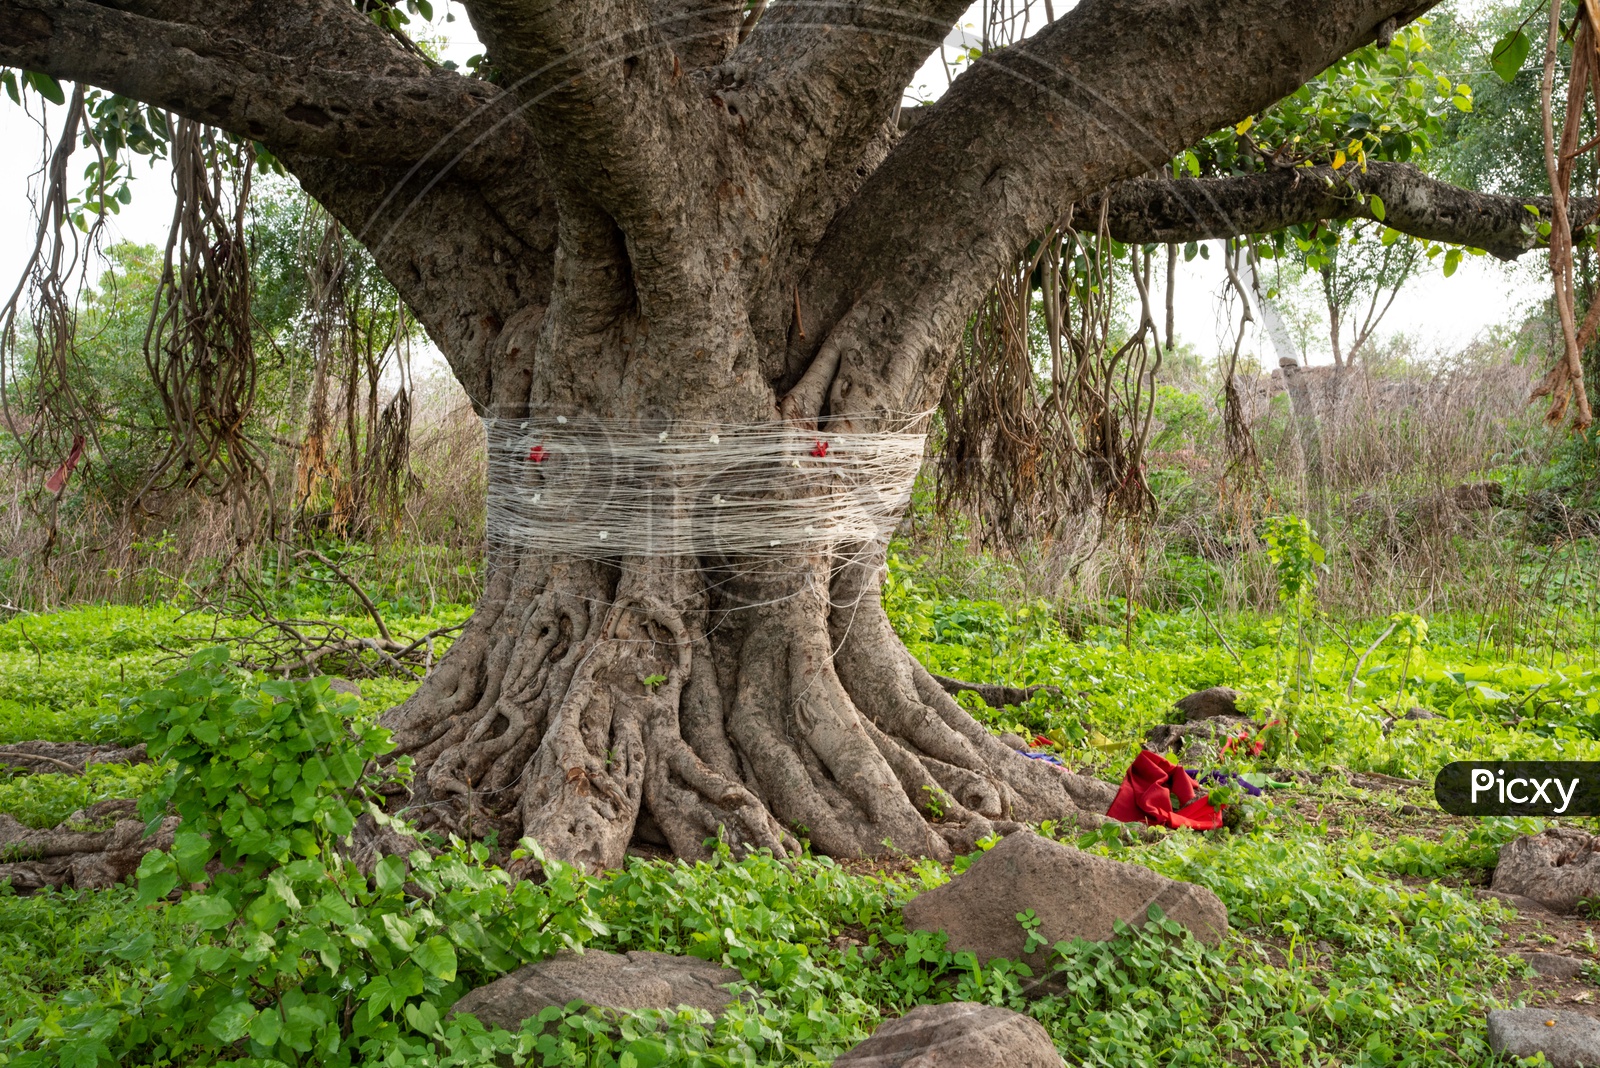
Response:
[[1434, 761, 1600, 816]]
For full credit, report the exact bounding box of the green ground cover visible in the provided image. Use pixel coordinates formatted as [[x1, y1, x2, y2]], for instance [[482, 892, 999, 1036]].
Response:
[[0, 556, 1587, 1066]]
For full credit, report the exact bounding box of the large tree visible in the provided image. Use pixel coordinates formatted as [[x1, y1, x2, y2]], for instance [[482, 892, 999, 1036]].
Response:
[[0, 0, 1574, 872]]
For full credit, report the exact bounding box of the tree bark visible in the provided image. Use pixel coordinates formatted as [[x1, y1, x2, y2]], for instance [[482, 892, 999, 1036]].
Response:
[[3, 0, 1488, 871], [1101, 162, 1593, 261]]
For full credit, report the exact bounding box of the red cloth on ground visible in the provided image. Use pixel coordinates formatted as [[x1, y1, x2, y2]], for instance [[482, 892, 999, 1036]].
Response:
[[1106, 749, 1224, 830]]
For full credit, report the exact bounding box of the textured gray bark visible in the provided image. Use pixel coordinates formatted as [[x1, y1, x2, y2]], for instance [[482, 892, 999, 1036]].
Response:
[[2, 0, 1465, 869], [1102, 163, 1591, 261]]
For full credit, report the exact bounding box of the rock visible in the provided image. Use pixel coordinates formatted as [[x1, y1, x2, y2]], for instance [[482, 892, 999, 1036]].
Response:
[[1474, 888, 1562, 921], [999, 732, 1030, 752], [1143, 716, 1252, 762], [901, 833, 1228, 983], [1522, 952, 1588, 980], [1175, 686, 1241, 722], [832, 1003, 1063, 1068], [1487, 1008, 1600, 1067], [449, 949, 743, 1032], [326, 677, 362, 698], [1493, 829, 1600, 913]]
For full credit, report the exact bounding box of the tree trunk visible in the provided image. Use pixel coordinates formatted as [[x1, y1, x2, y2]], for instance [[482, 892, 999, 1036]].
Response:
[[380, 442, 1115, 873]]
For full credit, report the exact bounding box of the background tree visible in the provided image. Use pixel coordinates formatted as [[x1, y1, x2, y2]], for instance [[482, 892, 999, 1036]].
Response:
[[0, 0, 1589, 872]]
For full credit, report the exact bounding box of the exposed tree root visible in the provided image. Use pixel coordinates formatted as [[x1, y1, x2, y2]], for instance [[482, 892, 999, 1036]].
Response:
[[379, 550, 1114, 873], [0, 552, 1116, 893], [0, 799, 177, 892], [930, 675, 1062, 710], [0, 741, 149, 775]]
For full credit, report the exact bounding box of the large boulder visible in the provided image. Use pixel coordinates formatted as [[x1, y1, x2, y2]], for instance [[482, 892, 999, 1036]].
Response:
[[901, 833, 1228, 981], [1175, 687, 1241, 722], [833, 1003, 1063, 1067], [449, 949, 743, 1032], [1487, 1008, 1600, 1067], [1493, 828, 1600, 913]]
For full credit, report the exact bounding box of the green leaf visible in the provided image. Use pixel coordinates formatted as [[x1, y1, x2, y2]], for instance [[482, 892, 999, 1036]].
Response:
[[307, 890, 356, 925], [382, 912, 417, 951], [1489, 30, 1531, 84], [177, 893, 238, 931], [326, 747, 363, 787], [249, 1006, 283, 1048], [405, 998, 442, 1035], [25, 71, 65, 105], [1368, 194, 1385, 222], [111, 932, 156, 961], [282, 1003, 327, 1053], [374, 854, 407, 893], [1381, 226, 1401, 246], [412, 936, 457, 981], [171, 831, 215, 883], [1443, 247, 1462, 277], [208, 1000, 258, 1043], [134, 851, 178, 905], [359, 974, 396, 1017]]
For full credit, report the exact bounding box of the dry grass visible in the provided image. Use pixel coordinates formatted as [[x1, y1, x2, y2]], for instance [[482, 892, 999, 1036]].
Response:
[[0, 367, 486, 612], [916, 335, 1598, 648]]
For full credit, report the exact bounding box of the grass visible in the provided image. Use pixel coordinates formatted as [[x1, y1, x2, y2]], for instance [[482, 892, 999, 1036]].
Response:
[[0, 601, 469, 746], [0, 557, 1592, 1065]]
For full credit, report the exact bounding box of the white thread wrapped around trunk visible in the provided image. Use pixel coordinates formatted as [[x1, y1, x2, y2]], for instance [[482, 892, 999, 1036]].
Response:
[[483, 417, 926, 558]]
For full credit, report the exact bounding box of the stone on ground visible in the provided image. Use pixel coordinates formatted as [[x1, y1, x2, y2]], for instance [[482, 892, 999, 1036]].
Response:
[[901, 832, 1228, 982], [832, 1003, 1063, 1067], [1474, 888, 1561, 921], [1493, 828, 1600, 913], [449, 949, 743, 1032], [1521, 952, 1588, 980], [1487, 1008, 1600, 1067], [1175, 686, 1241, 721]]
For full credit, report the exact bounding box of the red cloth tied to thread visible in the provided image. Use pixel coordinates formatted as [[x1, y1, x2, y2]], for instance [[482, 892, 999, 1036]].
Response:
[[1106, 749, 1224, 830]]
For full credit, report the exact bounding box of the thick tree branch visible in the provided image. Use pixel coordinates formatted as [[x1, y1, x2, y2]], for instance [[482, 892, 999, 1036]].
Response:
[[785, 0, 1438, 420], [1102, 162, 1589, 261], [1, 0, 560, 412], [0, 0, 535, 171], [649, 0, 744, 69], [739, 0, 969, 162], [461, 0, 704, 244]]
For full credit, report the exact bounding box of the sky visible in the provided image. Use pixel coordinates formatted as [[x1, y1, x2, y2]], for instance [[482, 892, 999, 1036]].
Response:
[[0, 1, 1544, 373]]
